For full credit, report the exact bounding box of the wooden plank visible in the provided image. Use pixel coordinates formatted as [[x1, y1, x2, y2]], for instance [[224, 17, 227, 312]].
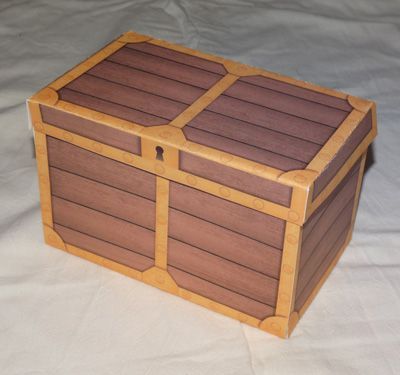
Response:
[[66, 74, 187, 120], [188, 110, 321, 162], [89, 60, 205, 104], [168, 238, 279, 306], [169, 208, 282, 278], [240, 76, 352, 112], [169, 182, 286, 249], [183, 127, 306, 171], [55, 224, 154, 271], [180, 151, 292, 206], [169, 267, 274, 320], [41, 105, 141, 154], [126, 42, 227, 75], [50, 167, 156, 230], [59, 88, 167, 126], [52, 197, 155, 258], [47, 137, 156, 200], [108, 47, 222, 89], [207, 95, 335, 144], [224, 81, 348, 127], [312, 110, 373, 198]]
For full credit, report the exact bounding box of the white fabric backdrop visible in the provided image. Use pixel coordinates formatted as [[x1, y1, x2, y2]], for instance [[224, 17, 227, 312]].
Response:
[[1, 1, 399, 374]]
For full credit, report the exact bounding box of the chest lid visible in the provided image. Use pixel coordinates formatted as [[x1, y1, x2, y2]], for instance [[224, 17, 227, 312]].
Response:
[[28, 31, 376, 225]]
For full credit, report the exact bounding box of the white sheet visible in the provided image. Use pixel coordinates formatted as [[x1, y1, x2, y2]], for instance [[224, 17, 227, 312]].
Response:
[[1, 1, 399, 374]]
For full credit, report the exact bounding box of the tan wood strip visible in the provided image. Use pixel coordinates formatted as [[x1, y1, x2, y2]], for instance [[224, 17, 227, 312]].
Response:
[[169, 74, 238, 129], [55, 224, 154, 271], [169, 181, 286, 249], [154, 177, 169, 269], [224, 80, 348, 127], [169, 208, 282, 278], [50, 167, 156, 230], [52, 197, 155, 258], [168, 238, 279, 306], [180, 151, 292, 206], [47, 137, 156, 201], [169, 267, 274, 320]]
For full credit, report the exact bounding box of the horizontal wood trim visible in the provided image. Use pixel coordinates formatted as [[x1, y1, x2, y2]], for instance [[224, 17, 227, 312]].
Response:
[[47, 137, 156, 200], [169, 267, 274, 320], [52, 197, 155, 258], [179, 151, 292, 206], [224, 81, 348, 127], [108, 47, 222, 89], [169, 208, 282, 278], [168, 238, 279, 306], [50, 167, 156, 230], [312, 110, 373, 198], [240, 76, 352, 112], [183, 126, 306, 171], [55, 224, 154, 271], [40, 105, 141, 154], [126, 42, 227, 75], [169, 181, 285, 249]]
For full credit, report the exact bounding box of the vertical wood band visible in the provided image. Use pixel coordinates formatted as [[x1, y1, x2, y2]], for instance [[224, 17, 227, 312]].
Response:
[[154, 177, 170, 269]]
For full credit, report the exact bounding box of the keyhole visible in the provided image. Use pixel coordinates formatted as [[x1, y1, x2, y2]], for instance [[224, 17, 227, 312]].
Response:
[[155, 146, 164, 161]]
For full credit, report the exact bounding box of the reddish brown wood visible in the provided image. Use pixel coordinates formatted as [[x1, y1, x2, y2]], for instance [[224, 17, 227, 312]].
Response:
[[169, 267, 274, 319], [50, 167, 156, 230], [169, 208, 282, 278], [55, 224, 154, 271], [312, 110, 372, 198], [47, 138, 156, 200], [108, 47, 222, 89], [41, 105, 141, 154], [169, 182, 286, 249], [180, 151, 292, 206], [52, 197, 155, 258], [240, 76, 352, 112], [168, 238, 279, 305], [127, 42, 227, 75]]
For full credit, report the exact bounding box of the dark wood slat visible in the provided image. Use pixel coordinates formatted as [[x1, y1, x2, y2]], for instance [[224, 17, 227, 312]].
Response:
[[180, 151, 292, 206], [207, 95, 335, 144], [168, 238, 279, 306], [169, 267, 274, 319], [108, 47, 222, 89], [225, 81, 348, 127], [313, 110, 372, 199], [41, 105, 141, 154], [188, 110, 320, 163], [59, 88, 167, 126], [89, 60, 205, 104], [169, 208, 282, 278], [50, 167, 155, 230], [240, 76, 352, 112], [183, 127, 306, 171], [127, 42, 227, 75], [66, 74, 187, 120], [295, 226, 349, 311], [47, 138, 156, 201], [52, 197, 155, 258], [169, 182, 285, 249], [55, 224, 154, 271]]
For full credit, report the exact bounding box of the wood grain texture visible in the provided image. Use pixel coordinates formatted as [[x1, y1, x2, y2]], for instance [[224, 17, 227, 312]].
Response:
[[168, 238, 279, 306], [169, 181, 286, 249], [179, 151, 292, 206], [169, 267, 274, 319], [50, 167, 156, 230], [52, 197, 155, 258], [40, 105, 141, 154], [169, 208, 282, 278], [312, 110, 372, 198], [47, 137, 156, 200], [55, 224, 154, 271]]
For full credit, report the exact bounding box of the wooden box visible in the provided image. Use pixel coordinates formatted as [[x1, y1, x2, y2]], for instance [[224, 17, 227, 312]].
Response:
[[27, 31, 377, 338]]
